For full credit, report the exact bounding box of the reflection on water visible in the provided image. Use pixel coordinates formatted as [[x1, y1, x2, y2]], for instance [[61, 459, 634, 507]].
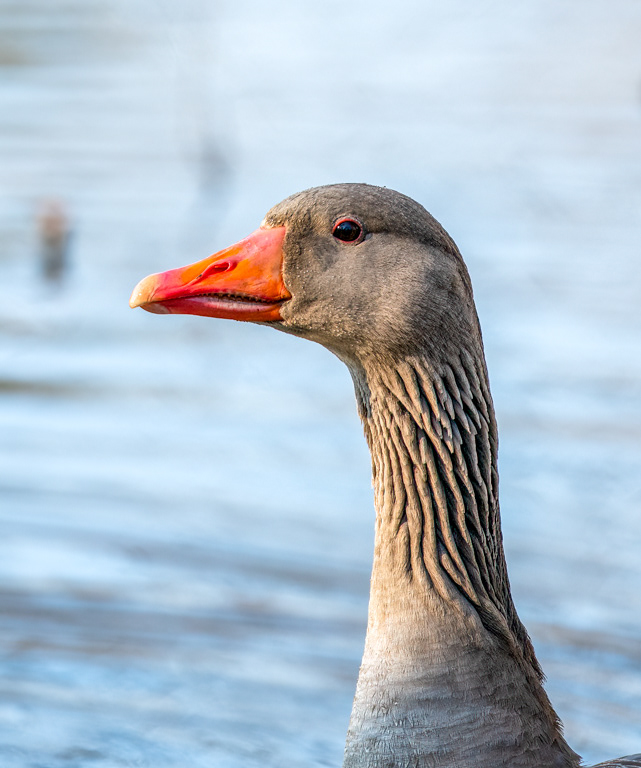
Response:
[[0, 1, 640, 765]]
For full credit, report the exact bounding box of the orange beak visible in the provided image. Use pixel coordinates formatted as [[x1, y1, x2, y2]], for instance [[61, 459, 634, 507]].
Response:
[[129, 226, 289, 322]]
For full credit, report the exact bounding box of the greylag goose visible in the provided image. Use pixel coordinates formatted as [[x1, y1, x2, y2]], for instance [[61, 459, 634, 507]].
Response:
[[130, 184, 640, 768]]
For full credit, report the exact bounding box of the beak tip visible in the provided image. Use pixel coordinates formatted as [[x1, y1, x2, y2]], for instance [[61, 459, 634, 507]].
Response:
[[129, 275, 157, 309]]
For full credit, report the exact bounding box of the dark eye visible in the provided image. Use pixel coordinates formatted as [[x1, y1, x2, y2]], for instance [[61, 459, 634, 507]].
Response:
[[332, 217, 364, 244]]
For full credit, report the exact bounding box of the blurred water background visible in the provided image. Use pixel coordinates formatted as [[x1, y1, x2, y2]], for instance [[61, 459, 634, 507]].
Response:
[[1, 1, 640, 765]]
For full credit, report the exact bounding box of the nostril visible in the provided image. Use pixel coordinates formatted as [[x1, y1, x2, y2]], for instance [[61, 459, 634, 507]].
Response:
[[201, 259, 235, 279]]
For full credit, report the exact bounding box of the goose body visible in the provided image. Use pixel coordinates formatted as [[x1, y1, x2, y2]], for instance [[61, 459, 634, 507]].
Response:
[[130, 184, 640, 768]]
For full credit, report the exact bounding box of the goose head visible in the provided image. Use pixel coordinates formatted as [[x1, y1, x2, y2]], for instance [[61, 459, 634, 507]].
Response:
[[130, 184, 480, 369]]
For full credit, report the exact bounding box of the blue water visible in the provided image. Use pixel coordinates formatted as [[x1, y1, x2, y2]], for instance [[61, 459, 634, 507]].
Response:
[[0, 1, 640, 765]]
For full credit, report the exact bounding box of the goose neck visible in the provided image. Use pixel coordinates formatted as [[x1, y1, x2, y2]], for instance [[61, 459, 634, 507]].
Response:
[[342, 350, 579, 768]]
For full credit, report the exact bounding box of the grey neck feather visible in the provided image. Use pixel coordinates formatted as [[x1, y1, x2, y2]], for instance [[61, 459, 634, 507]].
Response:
[[343, 347, 580, 768]]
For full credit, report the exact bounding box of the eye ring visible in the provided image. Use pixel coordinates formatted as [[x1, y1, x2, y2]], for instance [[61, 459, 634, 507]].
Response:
[[332, 217, 365, 244]]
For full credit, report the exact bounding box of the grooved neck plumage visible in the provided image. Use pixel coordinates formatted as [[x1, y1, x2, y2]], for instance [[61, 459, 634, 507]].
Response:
[[343, 346, 579, 768]]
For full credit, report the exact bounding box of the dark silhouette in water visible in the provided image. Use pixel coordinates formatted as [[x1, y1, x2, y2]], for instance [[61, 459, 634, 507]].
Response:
[[38, 199, 71, 286]]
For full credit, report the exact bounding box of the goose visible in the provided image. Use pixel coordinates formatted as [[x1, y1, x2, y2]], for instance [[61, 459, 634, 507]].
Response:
[[130, 183, 640, 768]]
